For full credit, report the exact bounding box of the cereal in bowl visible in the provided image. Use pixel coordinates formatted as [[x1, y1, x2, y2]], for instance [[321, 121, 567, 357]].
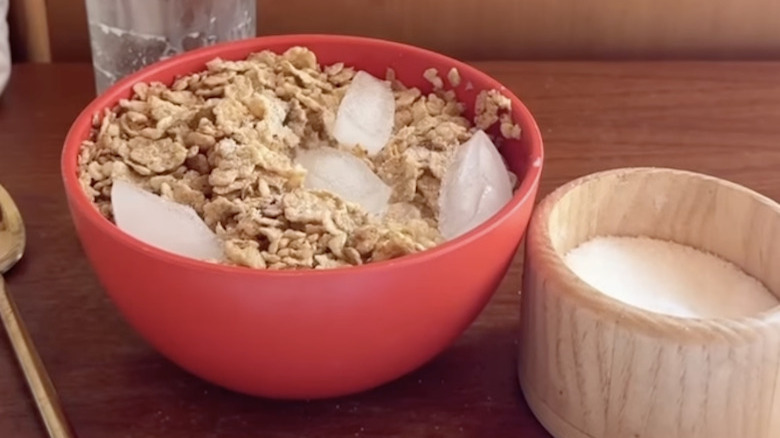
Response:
[[77, 47, 521, 269]]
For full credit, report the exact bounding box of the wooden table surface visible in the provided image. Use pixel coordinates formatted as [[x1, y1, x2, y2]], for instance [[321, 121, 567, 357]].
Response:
[[1, 61, 780, 438]]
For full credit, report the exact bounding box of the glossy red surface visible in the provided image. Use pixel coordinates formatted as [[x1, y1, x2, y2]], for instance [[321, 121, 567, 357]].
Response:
[[60, 34, 543, 399]]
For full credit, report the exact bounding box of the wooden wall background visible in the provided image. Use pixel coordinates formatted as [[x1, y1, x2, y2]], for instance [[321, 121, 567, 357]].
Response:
[[9, 0, 780, 62]]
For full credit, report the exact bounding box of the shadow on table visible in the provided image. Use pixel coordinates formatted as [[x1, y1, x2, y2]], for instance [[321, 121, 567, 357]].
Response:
[[105, 313, 546, 437]]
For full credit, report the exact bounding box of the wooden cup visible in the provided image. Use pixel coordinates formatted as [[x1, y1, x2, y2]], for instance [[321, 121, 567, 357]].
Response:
[[519, 167, 780, 438]]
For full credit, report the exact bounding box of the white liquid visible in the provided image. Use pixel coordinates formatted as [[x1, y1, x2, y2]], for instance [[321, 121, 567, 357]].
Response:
[[564, 236, 778, 319]]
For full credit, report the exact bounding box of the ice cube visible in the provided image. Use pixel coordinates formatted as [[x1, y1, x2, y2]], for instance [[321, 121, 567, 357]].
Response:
[[332, 70, 395, 155], [111, 180, 224, 262], [439, 130, 514, 240], [296, 148, 392, 217]]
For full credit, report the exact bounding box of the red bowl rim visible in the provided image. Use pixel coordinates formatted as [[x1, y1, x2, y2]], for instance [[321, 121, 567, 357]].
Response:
[[61, 33, 544, 278]]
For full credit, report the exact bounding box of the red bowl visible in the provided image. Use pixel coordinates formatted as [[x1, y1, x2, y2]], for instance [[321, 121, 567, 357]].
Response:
[[61, 34, 544, 399]]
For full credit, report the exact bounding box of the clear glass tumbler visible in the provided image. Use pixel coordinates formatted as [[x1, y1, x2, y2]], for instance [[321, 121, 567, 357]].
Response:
[[85, 0, 256, 95]]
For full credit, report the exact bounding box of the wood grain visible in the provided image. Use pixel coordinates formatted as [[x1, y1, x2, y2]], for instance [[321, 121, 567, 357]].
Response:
[[16, 0, 780, 62], [520, 168, 780, 438], [1, 61, 780, 437]]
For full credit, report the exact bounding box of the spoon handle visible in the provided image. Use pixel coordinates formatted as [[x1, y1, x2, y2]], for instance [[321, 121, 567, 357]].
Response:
[[0, 275, 75, 438]]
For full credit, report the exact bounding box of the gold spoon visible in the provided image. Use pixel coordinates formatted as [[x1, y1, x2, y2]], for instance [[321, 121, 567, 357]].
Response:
[[0, 184, 75, 438]]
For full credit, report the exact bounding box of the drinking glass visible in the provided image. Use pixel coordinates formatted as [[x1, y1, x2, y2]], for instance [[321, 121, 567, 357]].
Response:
[[85, 0, 256, 94]]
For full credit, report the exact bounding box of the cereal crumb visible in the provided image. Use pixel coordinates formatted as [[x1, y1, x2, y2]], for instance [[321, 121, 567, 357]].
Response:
[[499, 113, 522, 139], [447, 68, 461, 87], [474, 89, 512, 131], [423, 68, 444, 89]]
